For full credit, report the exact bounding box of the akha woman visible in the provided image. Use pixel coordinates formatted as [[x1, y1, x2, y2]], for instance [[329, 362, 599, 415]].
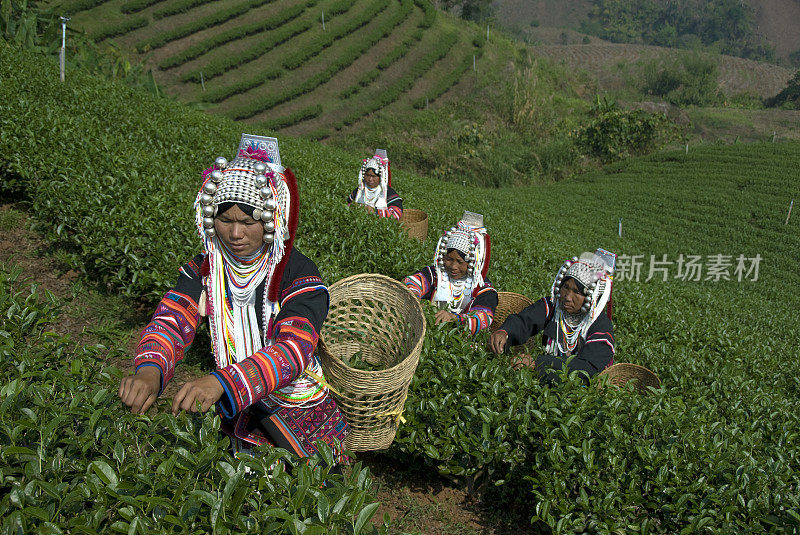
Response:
[[118, 134, 348, 463], [488, 250, 615, 384], [346, 150, 403, 219], [403, 211, 498, 334]]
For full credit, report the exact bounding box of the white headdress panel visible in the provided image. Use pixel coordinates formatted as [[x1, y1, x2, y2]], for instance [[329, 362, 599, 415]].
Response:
[[432, 211, 490, 313], [192, 134, 295, 368], [547, 249, 615, 355], [353, 152, 390, 210]]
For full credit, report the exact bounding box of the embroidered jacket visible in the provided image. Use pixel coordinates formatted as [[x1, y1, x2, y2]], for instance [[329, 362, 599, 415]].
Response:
[[402, 265, 498, 334], [347, 186, 403, 219], [134, 247, 328, 416], [498, 297, 615, 383]]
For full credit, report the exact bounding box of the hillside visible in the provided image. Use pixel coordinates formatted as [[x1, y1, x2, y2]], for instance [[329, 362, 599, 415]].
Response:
[[493, 0, 800, 65], [3, 40, 800, 531], [56, 0, 488, 138]]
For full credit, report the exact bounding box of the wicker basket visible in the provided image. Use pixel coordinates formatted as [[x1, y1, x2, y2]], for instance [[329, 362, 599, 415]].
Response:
[[598, 363, 661, 392], [318, 273, 425, 452], [399, 208, 428, 241], [490, 292, 534, 333]]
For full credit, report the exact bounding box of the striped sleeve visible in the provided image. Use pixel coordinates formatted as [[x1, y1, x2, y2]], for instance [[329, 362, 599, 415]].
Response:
[[403, 266, 434, 300], [134, 290, 200, 393], [456, 284, 498, 334], [376, 189, 403, 220]]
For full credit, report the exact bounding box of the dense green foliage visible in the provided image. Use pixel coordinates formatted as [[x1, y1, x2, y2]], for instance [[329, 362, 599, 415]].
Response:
[[0, 267, 385, 533], [640, 52, 723, 106], [3, 44, 800, 532], [573, 98, 674, 161], [580, 0, 775, 62], [765, 70, 800, 110]]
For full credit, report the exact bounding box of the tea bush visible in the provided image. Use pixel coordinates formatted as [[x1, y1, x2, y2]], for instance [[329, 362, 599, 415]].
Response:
[[0, 267, 386, 533], [2, 43, 800, 532]]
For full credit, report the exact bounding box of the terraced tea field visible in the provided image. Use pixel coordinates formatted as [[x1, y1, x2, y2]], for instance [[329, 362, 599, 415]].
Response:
[[60, 0, 485, 137]]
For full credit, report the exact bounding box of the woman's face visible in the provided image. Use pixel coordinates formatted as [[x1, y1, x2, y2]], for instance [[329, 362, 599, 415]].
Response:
[[560, 277, 586, 315], [443, 249, 469, 280], [363, 169, 380, 189], [214, 204, 264, 256]]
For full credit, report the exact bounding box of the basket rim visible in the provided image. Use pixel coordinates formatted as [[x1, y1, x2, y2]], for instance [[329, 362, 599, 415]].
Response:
[[598, 362, 660, 383], [400, 208, 428, 219], [322, 273, 426, 377]]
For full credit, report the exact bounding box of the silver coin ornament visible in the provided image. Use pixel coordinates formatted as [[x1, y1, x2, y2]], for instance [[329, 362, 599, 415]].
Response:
[[214, 157, 228, 170], [253, 208, 262, 221]]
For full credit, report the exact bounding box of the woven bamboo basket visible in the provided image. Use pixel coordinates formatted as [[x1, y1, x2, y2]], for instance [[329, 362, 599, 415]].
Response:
[[490, 292, 534, 333], [318, 273, 425, 452], [399, 208, 428, 241], [598, 363, 661, 392]]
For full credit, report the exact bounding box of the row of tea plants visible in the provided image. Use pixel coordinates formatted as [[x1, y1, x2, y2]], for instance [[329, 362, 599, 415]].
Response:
[[2, 43, 800, 531]]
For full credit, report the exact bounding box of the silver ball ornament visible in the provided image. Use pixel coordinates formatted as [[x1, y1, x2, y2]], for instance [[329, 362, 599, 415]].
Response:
[[263, 232, 275, 243], [214, 157, 228, 170], [261, 210, 273, 221], [263, 221, 275, 232], [205, 228, 216, 238], [210, 170, 224, 183], [260, 187, 272, 199], [203, 181, 217, 195], [264, 198, 277, 210], [255, 175, 268, 187], [571, 256, 579, 262], [253, 162, 267, 174], [200, 193, 213, 205], [202, 205, 215, 218], [202, 217, 214, 229], [253, 208, 263, 221]]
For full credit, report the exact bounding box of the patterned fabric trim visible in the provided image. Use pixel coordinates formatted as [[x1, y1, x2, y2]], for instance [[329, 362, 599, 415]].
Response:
[[134, 290, 200, 390], [585, 330, 615, 353], [280, 275, 326, 305], [457, 305, 494, 335], [403, 270, 431, 299], [213, 315, 319, 418]]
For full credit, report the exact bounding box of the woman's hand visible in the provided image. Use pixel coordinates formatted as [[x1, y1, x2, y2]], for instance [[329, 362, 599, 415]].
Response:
[[119, 366, 161, 414], [434, 310, 458, 324], [171, 375, 225, 415], [510, 354, 535, 371], [364, 205, 375, 214], [487, 330, 509, 355]]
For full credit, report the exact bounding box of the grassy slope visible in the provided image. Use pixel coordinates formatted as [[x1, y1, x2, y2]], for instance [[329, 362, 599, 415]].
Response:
[[3, 42, 800, 528]]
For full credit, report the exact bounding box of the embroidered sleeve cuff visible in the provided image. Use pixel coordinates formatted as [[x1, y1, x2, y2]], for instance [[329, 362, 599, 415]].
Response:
[[134, 362, 165, 396]]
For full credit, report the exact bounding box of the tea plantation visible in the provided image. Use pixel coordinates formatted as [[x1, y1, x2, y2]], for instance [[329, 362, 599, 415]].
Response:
[[2, 42, 800, 532]]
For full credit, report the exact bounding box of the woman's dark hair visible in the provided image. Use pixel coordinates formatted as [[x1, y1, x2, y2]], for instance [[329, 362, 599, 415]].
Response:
[[446, 248, 467, 261], [217, 202, 256, 218]]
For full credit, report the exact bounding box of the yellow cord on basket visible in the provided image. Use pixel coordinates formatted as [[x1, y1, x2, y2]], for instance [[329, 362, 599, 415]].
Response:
[[375, 394, 408, 425], [305, 370, 342, 396]]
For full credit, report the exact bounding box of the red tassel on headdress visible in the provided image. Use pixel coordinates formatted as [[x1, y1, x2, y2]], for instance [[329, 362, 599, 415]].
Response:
[[606, 284, 613, 320], [267, 167, 299, 303], [481, 233, 491, 280]]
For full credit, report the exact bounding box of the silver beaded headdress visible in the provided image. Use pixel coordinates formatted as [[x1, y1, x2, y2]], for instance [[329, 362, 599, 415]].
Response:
[[432, 211, 491, 312], [194, 135, 289, 247], [552, 249, 615, 317], [354, 150, 390, 209]]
